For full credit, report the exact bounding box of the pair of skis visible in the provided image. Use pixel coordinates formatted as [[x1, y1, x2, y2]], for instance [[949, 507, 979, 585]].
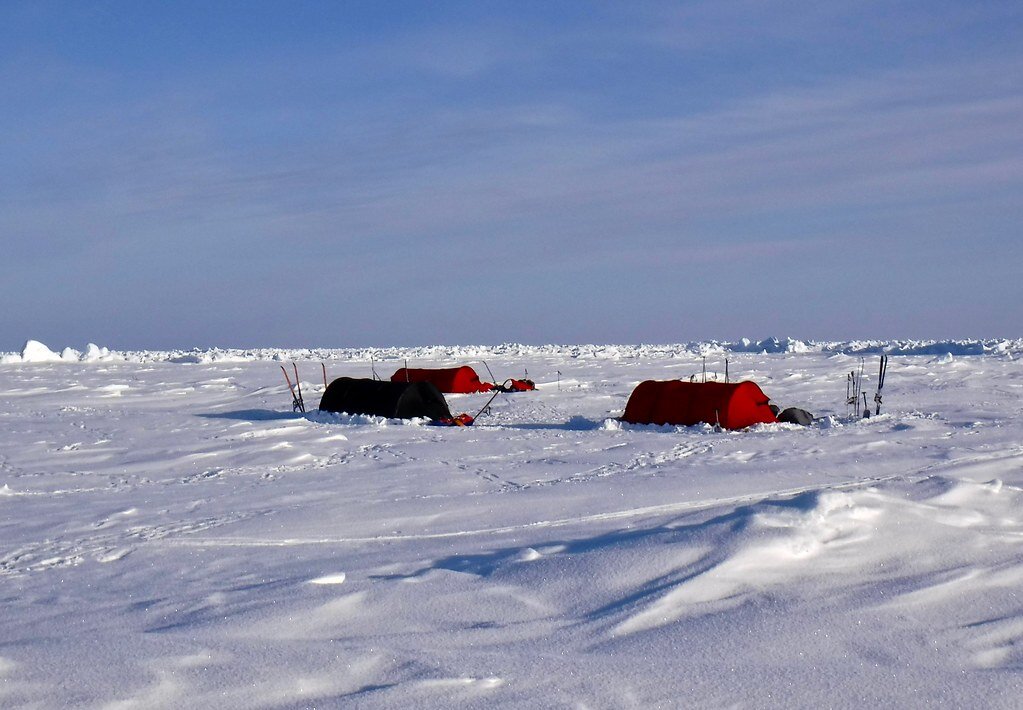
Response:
[[281, 362, 329, 414], [846, 355, 888, 419], [874, 354, 888, 416], [281, 363, 305, 413]]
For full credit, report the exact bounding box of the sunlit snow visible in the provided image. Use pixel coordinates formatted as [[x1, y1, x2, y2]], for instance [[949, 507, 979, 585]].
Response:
[[2, 339, 1022, 707]]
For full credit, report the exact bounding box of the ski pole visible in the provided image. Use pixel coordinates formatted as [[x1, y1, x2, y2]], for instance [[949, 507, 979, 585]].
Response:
[[473, 384, 507, 420], [847, 370, 855, 415], [482, 359, 497, 384]]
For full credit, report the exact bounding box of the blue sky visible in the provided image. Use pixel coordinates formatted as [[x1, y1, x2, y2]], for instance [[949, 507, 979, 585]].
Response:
[[2, 1, 1021, 349]]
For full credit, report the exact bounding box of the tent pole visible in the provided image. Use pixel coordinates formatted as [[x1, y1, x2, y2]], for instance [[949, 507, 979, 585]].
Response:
[[482, 360, 497, 383]]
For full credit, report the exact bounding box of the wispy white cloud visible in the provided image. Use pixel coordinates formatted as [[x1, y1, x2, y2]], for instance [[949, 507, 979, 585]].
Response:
[[2, 2, 1021, 344], [4, 52, 1021, 273]]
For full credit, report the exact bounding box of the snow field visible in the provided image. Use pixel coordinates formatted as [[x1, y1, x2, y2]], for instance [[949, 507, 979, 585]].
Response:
[[2, 344, 1023, 707]]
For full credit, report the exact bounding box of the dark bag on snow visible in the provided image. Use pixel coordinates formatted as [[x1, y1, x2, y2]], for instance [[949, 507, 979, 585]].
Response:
[[777, 407, 814, 426]]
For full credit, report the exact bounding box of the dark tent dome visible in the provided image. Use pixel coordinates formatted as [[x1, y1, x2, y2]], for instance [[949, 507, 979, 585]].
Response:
[[319, 377, 452, 421]]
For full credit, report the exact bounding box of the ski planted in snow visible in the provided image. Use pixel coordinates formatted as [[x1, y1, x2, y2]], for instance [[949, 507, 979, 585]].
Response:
[[292, 363, 305, 413], [281, 364, 305, 413], [874, 354, 888, 415]]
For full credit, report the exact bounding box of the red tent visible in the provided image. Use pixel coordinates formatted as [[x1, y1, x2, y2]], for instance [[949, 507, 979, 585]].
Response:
[[390, 366, 493, 394], [621, 380, 778, 430]]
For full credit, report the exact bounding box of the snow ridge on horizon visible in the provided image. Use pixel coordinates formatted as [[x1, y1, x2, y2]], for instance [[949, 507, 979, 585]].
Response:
[[3, 337, 1020, 364]]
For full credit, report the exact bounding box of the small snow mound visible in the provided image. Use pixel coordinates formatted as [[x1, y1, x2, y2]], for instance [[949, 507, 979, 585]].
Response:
[[889, 340, 986, 356], [516, 548, 542, 562], [96, 548, 132, 563], [813, 490, 858, 516], [0, 484, 14, 497], [817, 415, 839, 429], [21, 340, 63, 362], [82, 343, 111, 362], [601, 418, 623, 431], [1, 341, 120, 364], [734, 337, 809, 354], [309, 410, 394, 427], [308, 573, 347, 585], [167, 348, 254, 364], [930, 477, 1006, 506]]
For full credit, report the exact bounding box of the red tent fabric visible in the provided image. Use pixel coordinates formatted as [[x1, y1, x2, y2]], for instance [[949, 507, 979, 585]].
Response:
[[390, 366, 493, 394], [503, 378, 535, 392], [621, 380, 778, 430]]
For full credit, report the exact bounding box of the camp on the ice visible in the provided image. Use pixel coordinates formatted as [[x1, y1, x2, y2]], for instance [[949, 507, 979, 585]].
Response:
[[319, 377, 453, 421], [621, 380, 779, 430], [390, 365, 536, 394], [391, 366, 493, 394]]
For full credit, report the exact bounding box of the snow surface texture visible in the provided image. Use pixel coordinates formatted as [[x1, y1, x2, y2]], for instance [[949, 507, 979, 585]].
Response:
[[2, 340, 1023, 708]]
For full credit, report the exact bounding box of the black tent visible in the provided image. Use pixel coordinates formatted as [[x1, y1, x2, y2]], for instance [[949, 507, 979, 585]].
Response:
[[319, 377, 453, 421]]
